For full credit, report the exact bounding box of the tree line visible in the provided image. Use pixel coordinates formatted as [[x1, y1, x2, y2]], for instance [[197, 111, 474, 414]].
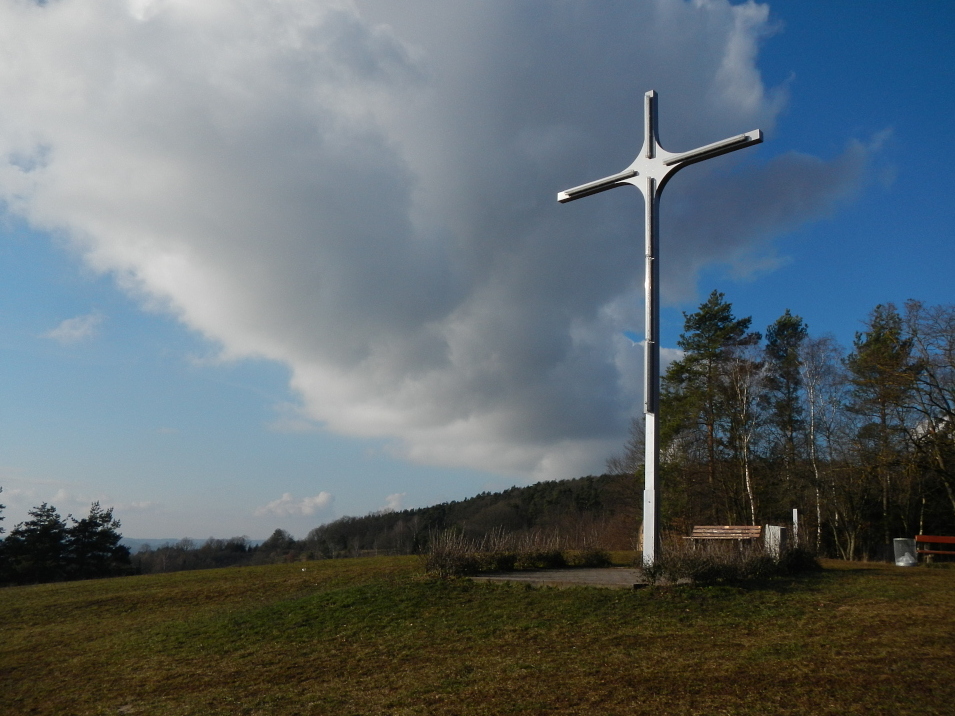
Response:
[[0, 475, 638, 582], [0, 496, 134, 585], [301, 473, 639, 558], [0, 495, 333, 582], [607, 292, 955, 560], [133, 475, 640, 572], [5, 290, 951, 582]]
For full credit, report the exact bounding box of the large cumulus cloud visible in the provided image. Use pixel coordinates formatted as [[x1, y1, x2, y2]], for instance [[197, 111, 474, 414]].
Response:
[[0, 0, 865, 479]]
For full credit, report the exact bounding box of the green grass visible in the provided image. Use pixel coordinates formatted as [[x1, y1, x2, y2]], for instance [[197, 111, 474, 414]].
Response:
[[2, 557, 954, 715]]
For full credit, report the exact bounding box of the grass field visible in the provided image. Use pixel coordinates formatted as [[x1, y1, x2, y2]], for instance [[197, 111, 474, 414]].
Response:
[[2, 556, 954, 715]]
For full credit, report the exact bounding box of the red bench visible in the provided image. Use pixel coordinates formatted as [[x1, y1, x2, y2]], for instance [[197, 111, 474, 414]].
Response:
[[915, 535, 955, 561]]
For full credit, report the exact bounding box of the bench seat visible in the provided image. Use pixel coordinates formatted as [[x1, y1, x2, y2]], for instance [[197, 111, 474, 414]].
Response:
[[685, 525, 762, 540]]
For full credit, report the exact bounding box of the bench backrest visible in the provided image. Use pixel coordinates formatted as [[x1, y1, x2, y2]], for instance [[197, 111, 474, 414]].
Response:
[[690, 525, 762, 540], [915, 535, 955, 545]]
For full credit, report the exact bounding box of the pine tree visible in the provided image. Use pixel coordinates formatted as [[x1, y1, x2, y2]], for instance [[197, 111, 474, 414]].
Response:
[[4, 503, 69, 584], [67, 502, 132, 580], [845, 304, 918, 545], [662, 290, 760, 522], [765, 310, 809, 475]]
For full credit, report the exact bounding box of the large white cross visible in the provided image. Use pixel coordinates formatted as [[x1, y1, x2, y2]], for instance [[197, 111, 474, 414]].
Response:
[[558, 90, 762, 567]]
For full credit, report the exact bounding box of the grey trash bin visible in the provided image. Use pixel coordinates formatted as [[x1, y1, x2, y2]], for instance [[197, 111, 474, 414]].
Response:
[[893, 538, 917, 567]]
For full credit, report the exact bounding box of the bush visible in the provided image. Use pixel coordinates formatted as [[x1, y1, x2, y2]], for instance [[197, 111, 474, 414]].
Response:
[[422, 528, 613, 577], [422, 530, 482, 578], [778, 546, 824, 574], [566, 548, 613, 568], [478, 551, 517, 572], [514, 549, 566, 570], [642, 539, 822, 586]]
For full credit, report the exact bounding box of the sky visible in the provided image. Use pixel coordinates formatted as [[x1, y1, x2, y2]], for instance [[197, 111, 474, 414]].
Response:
[[0, 0, 952, 540]]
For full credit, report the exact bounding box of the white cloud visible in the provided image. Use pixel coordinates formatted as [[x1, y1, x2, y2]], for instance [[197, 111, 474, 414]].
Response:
[[115, 500, 158, 512], [382, 492, 405, 513], [51, 488, 74, 505], [254, 491, 334, 517], [0, 486, 36, 505], [0, 473, 139, 526], [0, 1, 868, 481], [44, 312, 103, 344]]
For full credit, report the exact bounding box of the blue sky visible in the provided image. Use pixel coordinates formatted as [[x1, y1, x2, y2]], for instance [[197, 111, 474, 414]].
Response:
[[0, 1, 952, 539], [685, 1, 955, 346]]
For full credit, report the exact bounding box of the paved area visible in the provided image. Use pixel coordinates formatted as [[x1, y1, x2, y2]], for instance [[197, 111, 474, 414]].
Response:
[[471, 567, 646, 589]]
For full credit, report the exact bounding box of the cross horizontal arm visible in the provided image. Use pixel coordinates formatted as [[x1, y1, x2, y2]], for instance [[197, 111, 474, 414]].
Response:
[[662, 130, 762, 167], [557, 168, 637, 203]]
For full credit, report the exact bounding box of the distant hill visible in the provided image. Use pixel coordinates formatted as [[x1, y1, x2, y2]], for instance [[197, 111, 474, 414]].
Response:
[[128, 474, 643, 573], [122, 538, 265, 553], [304, 473, 642, 557], [121, 538, 181, 553]]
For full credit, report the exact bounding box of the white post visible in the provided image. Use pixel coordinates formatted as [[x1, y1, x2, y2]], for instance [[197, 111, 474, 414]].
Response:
[[764, 525, 787, 560], [792, 508, 799, 547], [641, 93, 661, 566], [558, 91, 762, 567]]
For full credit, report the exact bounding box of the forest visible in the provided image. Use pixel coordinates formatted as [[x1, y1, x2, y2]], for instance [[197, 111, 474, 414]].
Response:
[[0, 500, 134, 585], [307, 293, 955, 563], [608, 292, 955, 560], [0, 475, 641, 582], [129, 473, 641, 574], [2, 293, 953, 582]]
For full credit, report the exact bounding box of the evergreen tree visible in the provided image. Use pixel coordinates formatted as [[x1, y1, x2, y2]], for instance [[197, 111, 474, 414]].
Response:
[[4, 503, 69, 584], [66, 502, 132, 580], [846, 305, 916, 423], [662, 291, 760, 522], [260, 528, 296, 556], [844, 304, 919, 545], [607, 297, 955, 557], [765, 310, 809, 473]]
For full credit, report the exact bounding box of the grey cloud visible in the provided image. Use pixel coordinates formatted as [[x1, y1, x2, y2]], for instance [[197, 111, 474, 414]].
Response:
[[0, 0, 867, 480], [662, 141, 869, 300]]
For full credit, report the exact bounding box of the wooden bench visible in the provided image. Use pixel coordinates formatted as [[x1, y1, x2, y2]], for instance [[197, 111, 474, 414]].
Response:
[[915, 535, 955, 561], [685, 525, 763, 542]]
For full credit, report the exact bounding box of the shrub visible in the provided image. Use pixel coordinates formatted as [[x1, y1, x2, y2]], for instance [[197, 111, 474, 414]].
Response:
[[422, 527, 614, 577], [514, 549, 566, 570], [642, 538, 822, 586], [565, 548, 613, 568], [422, 530, 482, 578], [476, 550, 517, 572], [778, 546, 824, 574]]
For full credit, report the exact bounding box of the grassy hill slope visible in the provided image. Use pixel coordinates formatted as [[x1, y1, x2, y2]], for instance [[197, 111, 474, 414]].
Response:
[[3, 558, 954, 715]]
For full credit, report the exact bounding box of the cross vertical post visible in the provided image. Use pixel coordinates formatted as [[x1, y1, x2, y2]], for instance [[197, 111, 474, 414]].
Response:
[[558, 90, 762, 567]]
